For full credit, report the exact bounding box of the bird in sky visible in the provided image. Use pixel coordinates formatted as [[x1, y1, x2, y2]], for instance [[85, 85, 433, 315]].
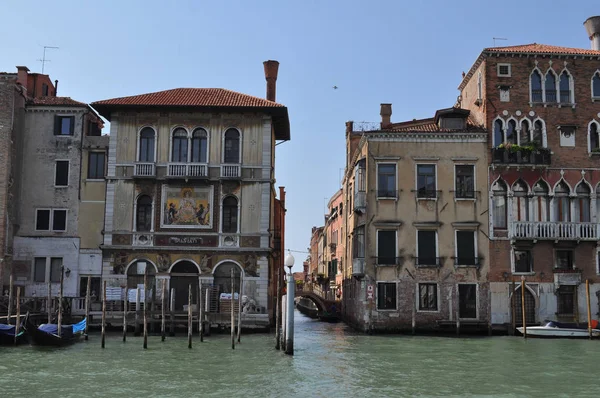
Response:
[[332, 85, 338, 90]]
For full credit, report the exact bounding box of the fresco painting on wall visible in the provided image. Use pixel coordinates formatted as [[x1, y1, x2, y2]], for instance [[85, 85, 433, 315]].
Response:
[[161, 186, 212, 228]]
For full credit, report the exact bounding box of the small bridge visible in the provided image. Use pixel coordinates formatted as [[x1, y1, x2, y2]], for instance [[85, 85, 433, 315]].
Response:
[[295, 290, 340, 316]]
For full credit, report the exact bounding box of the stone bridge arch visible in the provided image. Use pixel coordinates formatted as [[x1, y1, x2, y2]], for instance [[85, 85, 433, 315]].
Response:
[[296, 291, 330, 312]]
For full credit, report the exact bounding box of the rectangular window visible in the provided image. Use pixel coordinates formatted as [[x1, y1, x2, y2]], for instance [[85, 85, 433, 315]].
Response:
[[377, 230, 396, 265], [514, 250, 532, 273], [418, 283, 438, 311], [36, 209, 51, 231], [459, 284, 477, 318], [377, 282, 396, 310], [557, 285, 575, 315], [33, 257, 46, 282], [88, 121, 101, 136], [493, 194, 507, 229], [52, 209, 67, 232], [555, 250, 573, 270], [42, 83, 49, 96], [50, 258, 62, 283], [353, 226, 365, 259], [55, 160, 69, 186], [417, 230, 437, 266], [80, 277, 102, 301], [54, 116, 74, 136], [456, 230, 477, 266], [377, 163, 396, 198], [88, 152, 105, 179], [497, 63, 511, 77], [455, 165, 475, 199], [416, 164, 436, 199]]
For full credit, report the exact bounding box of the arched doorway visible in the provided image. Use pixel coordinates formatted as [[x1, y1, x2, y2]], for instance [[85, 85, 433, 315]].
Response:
[[170, 261, 200, 311], [212, 262, 242, 314], [513, 286, 536, 326], [127, 260, 156, 290]]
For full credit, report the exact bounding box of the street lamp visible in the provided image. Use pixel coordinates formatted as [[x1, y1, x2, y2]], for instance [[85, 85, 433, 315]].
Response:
[[284, 250, 295, 355]]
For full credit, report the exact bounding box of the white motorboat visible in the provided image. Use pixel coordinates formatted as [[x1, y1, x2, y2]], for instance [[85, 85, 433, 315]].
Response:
[[517, 320, 600, 338]]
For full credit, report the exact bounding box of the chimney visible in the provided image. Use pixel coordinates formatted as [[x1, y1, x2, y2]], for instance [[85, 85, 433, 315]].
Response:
[[584, 16, 600, 51], [263, 60, 279, 102], [16, 66, 29, 87], [380, 103, 392, 128], [54, 80, 59, 96]]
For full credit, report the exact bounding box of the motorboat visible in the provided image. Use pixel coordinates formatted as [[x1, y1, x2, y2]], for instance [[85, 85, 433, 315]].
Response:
[[517, 320, 600, 338]]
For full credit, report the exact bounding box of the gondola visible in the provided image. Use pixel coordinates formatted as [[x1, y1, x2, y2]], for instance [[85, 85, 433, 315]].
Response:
[[0, 314, 29, 345], [26, 317, 86, 347]]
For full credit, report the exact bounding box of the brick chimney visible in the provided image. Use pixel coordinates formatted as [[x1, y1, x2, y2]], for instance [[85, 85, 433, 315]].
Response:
[[380, 103, 392, 128], [16, 66, 29, 87], [584, 16, 600, 51], [263, 60, 279, 102]]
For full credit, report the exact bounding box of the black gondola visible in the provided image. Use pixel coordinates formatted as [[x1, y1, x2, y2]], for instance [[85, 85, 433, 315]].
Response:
[[0, 314, 29, 346], [25, 317, 86, 347]]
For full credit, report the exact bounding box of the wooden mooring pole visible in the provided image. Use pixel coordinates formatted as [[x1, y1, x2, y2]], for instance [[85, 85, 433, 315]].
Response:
[[101, 280, 106, 348], [170, 288, 175, 337], [521, 279, 527, 338], [198, 283, 203, 342], [511, 279, 516, 336], [57, 266, 64, 338], [586, 279, 592, 339], [275, 269, 281, 350], [456, 310, 460, 336], [47, 280, 52, 324], [7, 271, 13, 325], [85, 276, 91, 340], [231, 269, 235, 350], [161, 279, 166, 342], [188, 284, 192, 349], [134, 288, 141, 336], [143, 268, 148, 350], [123, 287, 128, 342], [237, 277, 243, 343], [14, 287, 20, 346]]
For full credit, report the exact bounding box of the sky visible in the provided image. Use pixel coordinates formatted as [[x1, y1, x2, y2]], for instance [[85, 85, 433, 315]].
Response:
[[2, 0, 599, 271]]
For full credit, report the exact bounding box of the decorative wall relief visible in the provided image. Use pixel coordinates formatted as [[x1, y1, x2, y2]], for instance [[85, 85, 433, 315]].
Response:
[[161, 185, 213, 228], [113, 252, 129, 274], [244, 253, 258, 277], [157, 253, 170, 272], [199, 253, 213, 274]]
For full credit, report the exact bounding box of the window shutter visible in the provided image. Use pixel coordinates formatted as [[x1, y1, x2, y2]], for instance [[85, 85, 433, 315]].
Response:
[[54, 115, 60, 135], [69, 116, 75, 135]]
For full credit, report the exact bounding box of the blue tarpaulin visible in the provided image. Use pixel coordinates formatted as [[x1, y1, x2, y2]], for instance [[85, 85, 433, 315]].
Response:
[[0, 324, 16, 336], [37, 318, 86, 337]]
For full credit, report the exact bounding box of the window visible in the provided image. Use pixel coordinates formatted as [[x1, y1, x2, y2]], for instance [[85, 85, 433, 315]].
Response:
[[136, 195, 152, 232], [492, 180, 507, 229], [88, 121, 101, 136], [139, 127, 155, 162], [559, 71, 572, 104], [416, 164, 436, 199], [55, 161, 69, 186], [493, 119, 503, 147], [50, 258, 62, 283], [377, 282, 396, 310], [545, 71, 557, 103], [514, 249, 532, 273], [377, 230, 396, 265], [417, 230, 438, 266], [53, 210, 67, 231], [191, 128, 208, 163], [80, 277, 102, 301], [455, 165, 474, 199], [88, 152, 105, 179], [497, 63, 511, 77], [532, 120, 544, 146], [35, 209, 66, 232], [593, 72, 600, 98], [553, 181, 570, 222], [555, 250, 573, 270], [506, 119, 517, 144], [223, 128, 240, 164], [353, 226, 365, 259], [222, 196, 238, 233], [54, 116, 74, 136], [512, 180, 530, 222], [458, 284, 477, 319], [42, 83, 49, 96], [456, 230, 477, 266], [377, 163, 396, 198], [36, 210, 50, 231], [355, 159, 366, 204], [557, 285, 575, 315], [574, 184, 591, 222], [33, 257, 46, 282], [520, 120, 530, 145], [172, 128, 188, 162], [532, 180, 550, 222], [531, 70, 543, 102], [590, 123, 600, 152], [418, 283, 437, 311]]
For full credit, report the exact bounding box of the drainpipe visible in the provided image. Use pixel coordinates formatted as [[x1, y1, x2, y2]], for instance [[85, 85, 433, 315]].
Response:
[[78, 110, 87, 201]]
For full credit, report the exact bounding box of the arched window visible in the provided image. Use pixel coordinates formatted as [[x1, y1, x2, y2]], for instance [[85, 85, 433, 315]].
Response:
[[533, 120, 544, 147], [545, 71, 557, 103], [512, 180, 529, 221], [222, 196, 238, 233], [492, 180, 507, 229], [532, 180, 550, 222], [559, 71, 571, 104], [574, 183, 591, 222], [139, 127, 155, 162], [223, 128, 240, 164], [553, 181, 570, 222], [590, 123, 600, 152], [493, 119, 504, 147], [191, 128, 208, 163], [531, 70, 542, 102], [506, 120, 517, 145], [592, 72, 600, 98], [172, 128, 188, 162], [520, 120, 530, 145], [136, 195, 152, 232]]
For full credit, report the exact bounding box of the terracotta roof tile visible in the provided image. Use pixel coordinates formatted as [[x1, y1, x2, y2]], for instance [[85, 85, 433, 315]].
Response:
[[385, 117, 483, 133], [28, 96, 88, 107], [91, 88, 284, 108], [484, 43, 600, 56]]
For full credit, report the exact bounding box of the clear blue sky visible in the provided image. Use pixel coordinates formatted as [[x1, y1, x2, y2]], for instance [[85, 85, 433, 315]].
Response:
[[2, 0, 598, 271]]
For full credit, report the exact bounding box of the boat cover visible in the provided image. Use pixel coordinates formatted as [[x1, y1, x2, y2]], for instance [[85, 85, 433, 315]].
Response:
[[72, 318, 86, 334], [38, 323, 74, 338], [0, 324, 16, 336]]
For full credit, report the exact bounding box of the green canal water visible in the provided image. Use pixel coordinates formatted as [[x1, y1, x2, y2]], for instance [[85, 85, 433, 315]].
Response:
[[1, 310, 599, 397]]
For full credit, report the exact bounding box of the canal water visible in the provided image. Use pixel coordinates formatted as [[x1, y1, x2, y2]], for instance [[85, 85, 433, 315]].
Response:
[[1, 310, 599, 397]]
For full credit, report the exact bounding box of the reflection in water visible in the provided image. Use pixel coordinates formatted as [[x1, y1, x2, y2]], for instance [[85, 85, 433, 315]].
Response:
[[1, 310, 599, 397]]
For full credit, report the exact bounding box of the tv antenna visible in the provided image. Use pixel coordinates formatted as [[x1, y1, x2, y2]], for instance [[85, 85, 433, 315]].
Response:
[[38, 46, 59, 74], [493, 37, 507, 47]]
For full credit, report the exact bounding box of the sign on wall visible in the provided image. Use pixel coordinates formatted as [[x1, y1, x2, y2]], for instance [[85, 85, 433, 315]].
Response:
[[367, 284, 374, 301], [161, 185, 213, 229]]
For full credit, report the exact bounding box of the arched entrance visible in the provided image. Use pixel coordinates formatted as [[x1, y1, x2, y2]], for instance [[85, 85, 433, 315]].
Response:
[[513, 286, 536, 326], [126, 260, 156, 290], [211, 261, 242, 314], [170, 260, 200, 311]]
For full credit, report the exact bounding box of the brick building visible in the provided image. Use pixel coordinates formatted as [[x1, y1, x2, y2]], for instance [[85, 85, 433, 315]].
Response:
[[458, 17, 600, 329]]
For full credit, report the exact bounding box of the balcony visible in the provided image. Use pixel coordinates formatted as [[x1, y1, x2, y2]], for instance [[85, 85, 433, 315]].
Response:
[[377, 190, 398, 199], [220, 164, 241, 178], [352, 258, 365, 277], [511, 221, 598, 241], [134, 162, 156, 178], [354, 191, 366, 212], [374, 256, 402, 266], [491, 148, 551, 165], [167, 163, 208, 179], [414, 257, 442, 268]]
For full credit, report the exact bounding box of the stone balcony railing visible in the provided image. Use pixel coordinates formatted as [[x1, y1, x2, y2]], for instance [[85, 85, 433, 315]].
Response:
[[511, 221, 598, 241], [167, 163, 208, 178], [491, 148, 551, 165], [134, 162, 156, 177], [220, 164, 241, 178]]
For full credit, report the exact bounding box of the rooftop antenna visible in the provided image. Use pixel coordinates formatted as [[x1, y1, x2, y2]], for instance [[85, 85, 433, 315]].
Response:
[[38, 46, 59, 74], [493, 37, 507, 47]]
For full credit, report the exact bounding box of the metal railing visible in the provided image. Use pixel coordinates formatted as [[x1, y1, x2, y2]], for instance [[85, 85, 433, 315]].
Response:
[[220, 164, 240, 178], [416, 189, 437, 199], [414, 257, 442, 267], [559, 91, 571, 104], [531, 90, 543, 102], [491, 148, 551, 165], [377, 190, 398, 199], [134, 162, 156, 177], [545, 90, 557, 103], [375, 256, 402, 266], [453, 257, 481, 267], [511, 221, 598, 240]]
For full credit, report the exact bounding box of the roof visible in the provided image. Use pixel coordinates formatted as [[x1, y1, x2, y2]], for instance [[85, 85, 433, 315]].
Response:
[[484, 43, 600, 56], [383, 112, 483, 133], [27, 96, 87, 107], [91, 88, 290, 140]]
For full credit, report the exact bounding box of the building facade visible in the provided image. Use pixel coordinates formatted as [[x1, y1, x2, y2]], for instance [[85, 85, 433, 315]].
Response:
[[91, 61, 290, 327]]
